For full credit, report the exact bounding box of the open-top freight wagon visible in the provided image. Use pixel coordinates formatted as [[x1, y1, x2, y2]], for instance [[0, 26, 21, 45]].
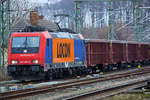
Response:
[[86, 39, 150, 72]]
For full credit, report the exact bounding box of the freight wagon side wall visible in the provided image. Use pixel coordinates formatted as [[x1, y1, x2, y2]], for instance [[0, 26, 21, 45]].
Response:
[[86, 40, 150, 68], [123, 43, 127, 62], [127, 43, 138, 62], [149, 45, 150, 60], [137, 44, 141, 61], [145, 44, 149, 60], [141, 44, 149, 61], [134, 44, 149, 62], [86, 41, 109, 66], [138, 44, 143, 61], [111, 42, 124, 64]]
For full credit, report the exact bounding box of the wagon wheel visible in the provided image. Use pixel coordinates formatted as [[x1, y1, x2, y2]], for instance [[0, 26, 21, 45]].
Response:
[[59, 70, 64, 78], [77, 68, 82, 76], [108, 65, 113, 71], [69, 69, 73, 76]]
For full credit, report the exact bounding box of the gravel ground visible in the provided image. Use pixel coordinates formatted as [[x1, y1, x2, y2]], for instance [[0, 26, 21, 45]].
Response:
[[0, 67, 142, 93], [18, 72, 150, 100]]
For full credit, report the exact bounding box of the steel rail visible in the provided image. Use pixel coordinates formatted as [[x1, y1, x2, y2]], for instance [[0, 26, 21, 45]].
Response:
[[65, 78, 147, 100], [0, 67, 150, 100]]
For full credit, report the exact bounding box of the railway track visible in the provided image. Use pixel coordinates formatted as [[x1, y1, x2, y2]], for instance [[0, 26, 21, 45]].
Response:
[[1, 67, 150, 100], [0, 66, 140, 93], [65, 77, 147, 100]]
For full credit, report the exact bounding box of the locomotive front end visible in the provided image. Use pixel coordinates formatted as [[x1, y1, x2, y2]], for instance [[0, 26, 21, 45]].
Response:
[[7, 32, 47, 80]]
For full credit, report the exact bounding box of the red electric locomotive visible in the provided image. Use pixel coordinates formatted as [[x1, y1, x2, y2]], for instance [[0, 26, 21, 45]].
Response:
[[7, 31, 86, 80]]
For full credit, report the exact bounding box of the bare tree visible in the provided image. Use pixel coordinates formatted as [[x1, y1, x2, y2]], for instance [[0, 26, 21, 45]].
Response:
[[0, 0, 39, 67], [10, 0, 39, 27]]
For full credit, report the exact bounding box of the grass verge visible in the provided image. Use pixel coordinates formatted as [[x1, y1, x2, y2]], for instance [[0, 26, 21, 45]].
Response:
[[105, 93, 150, 100]]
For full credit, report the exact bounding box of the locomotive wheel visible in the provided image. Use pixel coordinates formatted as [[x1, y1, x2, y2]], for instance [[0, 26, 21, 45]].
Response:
[[47, 70, 53, 80], [58, 69, 63, 78], [21, 80, 26, 82], [77, 68, 82, 76], [120, 63, 126, 69], [59, 71, 64, 78], [81, 67, 87, 75], [49, 73, 53, 80], [55, 70, 59, 78], [69, 69, 73, 76], [73, 68, 77, 76], [103, 66, 108, 72]]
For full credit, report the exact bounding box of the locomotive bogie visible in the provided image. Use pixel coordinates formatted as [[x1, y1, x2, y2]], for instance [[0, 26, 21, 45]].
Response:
[[7, 65, 45, 80]]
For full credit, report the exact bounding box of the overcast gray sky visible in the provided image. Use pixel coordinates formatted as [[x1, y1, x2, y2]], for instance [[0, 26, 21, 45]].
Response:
[[30, 0, 61, 4]]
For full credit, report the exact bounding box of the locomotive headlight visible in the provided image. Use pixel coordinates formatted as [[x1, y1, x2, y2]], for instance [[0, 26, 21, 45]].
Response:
[[11, 60, 18, 64], [33, 60, 38, 64]]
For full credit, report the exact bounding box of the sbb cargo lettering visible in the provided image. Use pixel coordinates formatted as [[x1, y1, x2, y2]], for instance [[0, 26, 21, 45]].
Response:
[[57, 43, 70, 58]]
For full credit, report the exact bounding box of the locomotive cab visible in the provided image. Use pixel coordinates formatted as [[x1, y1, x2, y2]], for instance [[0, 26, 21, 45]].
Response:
[[7, 32, 49, 80]]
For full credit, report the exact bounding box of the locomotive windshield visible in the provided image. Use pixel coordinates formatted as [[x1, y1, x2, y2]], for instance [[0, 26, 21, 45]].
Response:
[[11, 37, 40, 53]]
